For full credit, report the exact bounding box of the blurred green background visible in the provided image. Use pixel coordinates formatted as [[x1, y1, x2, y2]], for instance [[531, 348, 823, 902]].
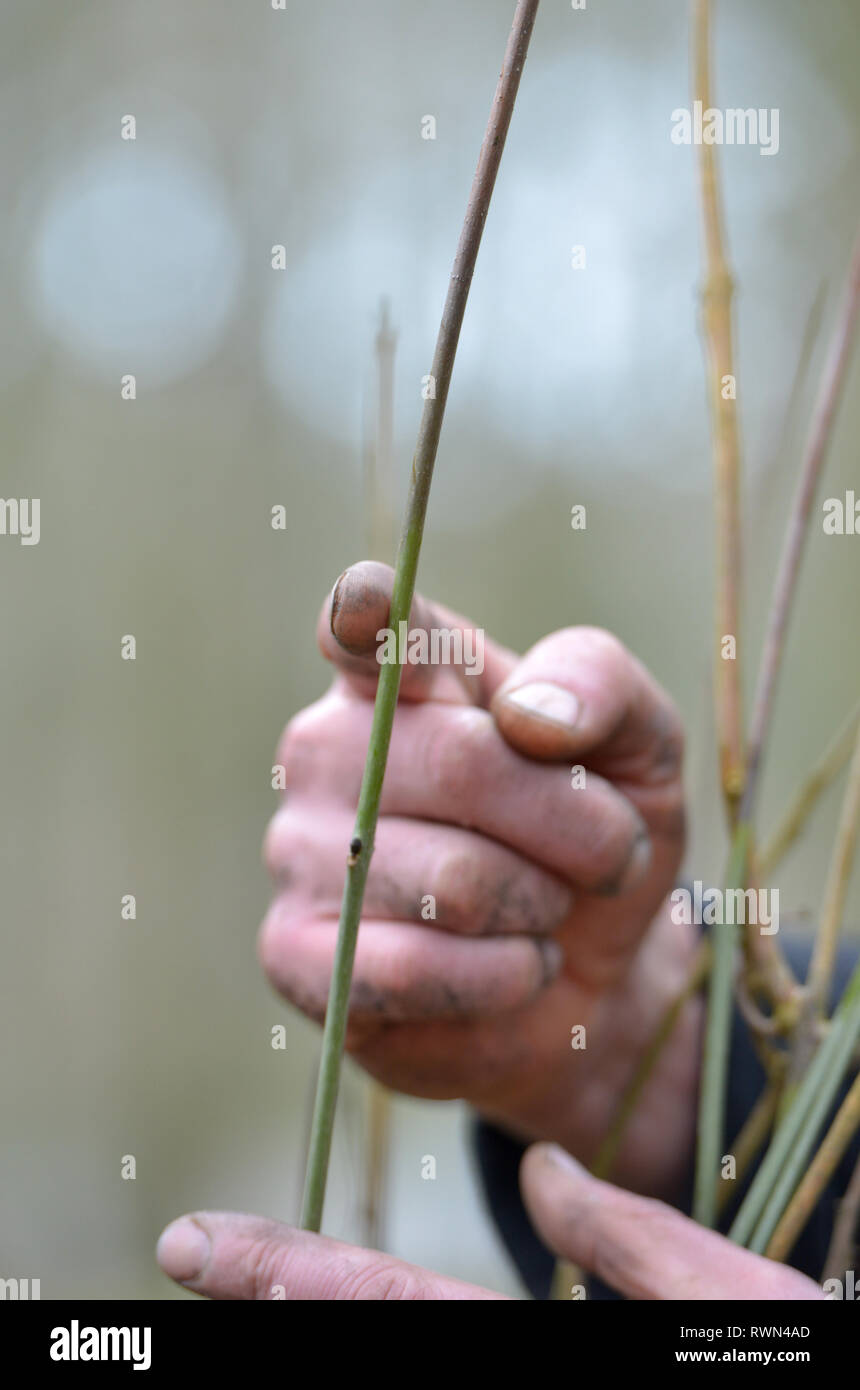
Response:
[[1, 0, 858, 1298]]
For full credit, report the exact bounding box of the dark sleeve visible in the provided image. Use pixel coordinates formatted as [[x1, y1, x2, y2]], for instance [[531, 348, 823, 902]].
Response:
[[471, 940, 860, 1300]]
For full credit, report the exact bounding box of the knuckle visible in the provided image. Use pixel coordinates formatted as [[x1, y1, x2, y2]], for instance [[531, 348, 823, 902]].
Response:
[[243, 1230, 290, 1301], [650, 700, 686, 779], [433, 849, 486, 929], [579, 806, 645, 891], [262, 807, 315, 884], [276, 716, 315, 787], [338, 1259, 431, 1301], [256, 902, 290, 980], [256, 910, 325, 1022], [425, 707, 491, 808], [275, 698, 334, 788]]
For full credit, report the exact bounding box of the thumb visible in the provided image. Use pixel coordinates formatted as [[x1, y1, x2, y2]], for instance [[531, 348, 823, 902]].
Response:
[[490, 626, 683, 779], [519, 1144, 824, 1301]]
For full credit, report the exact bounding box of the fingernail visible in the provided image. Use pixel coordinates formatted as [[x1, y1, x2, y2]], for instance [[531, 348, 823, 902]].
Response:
[[329, 569, 350, 635], [157, 1217, 211, 1283], [542, 1144, 586, 1177], [502, 682, 580, 730]]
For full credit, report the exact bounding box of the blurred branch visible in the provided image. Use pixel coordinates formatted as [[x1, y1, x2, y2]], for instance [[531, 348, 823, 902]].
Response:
[[694, 0, 744, 823], [823, 1147, 860, 1283], [806, 715, 860, 1015], [765, 1067, 860, 1264], [592, 942, 710, 1181], [365, 300, 398, 563], [748, 281, 826, 541], [716, 1075, 782, 1217], [729, 962, 860, 1250], [742, 226, 860, 843], [756, 699, 860, 881], [742, 850, 801, 1019]]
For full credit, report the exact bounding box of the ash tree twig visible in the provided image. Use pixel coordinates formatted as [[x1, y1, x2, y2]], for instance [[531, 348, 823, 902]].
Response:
[[300, 0, 542, 1234]]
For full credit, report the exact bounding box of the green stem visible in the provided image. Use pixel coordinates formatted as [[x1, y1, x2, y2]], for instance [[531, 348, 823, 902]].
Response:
[[693, 821, 750, 1225], [592, 941, 711, 1181], [728, 962, 860, 1249], [300, 0, 541, 1234], [747, 999, 860, 1254]]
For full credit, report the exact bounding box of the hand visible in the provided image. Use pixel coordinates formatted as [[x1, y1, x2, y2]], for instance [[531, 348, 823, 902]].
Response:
[[261, 561, 699, 1196], [156, 1145, 824, 1300]]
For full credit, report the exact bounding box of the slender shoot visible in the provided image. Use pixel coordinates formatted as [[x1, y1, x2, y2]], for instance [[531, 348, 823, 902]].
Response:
[[300, 0, 541, 1233]]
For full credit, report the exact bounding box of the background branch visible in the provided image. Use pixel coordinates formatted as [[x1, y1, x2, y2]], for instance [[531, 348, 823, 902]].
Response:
[[756, 700, 860, 880], [694, 0, 745, 823]]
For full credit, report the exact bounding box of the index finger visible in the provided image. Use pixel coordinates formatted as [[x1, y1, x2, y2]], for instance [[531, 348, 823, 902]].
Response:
[[316, 560, 516, 706]]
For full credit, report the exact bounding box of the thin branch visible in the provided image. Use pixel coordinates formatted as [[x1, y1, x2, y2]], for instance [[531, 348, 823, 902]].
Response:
[[694, 820, 750, 1225], [748, 280, 826, 542], [363, 1072, 391, 1249], [765, 1067, 860, 1263], [807, 716, 860, 1014], [781, 709, 860, 1112], [694, 0, 745, 823], [300, 0, 541, 1233], [756, 699, 860, 880], [741, 847, 799, 1017], [741, 226, 860, 836], [366, 299, 398, 563], [716, 1076, 782, 1217], [728, 964, 860, 1249], [549, 942, 711, 1297], [823, 1146, 860, 1283], [592, 942, 711, 1180], [733, 236, 860, 1034]]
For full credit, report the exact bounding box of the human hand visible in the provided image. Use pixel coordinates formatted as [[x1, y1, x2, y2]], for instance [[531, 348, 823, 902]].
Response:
[[261, 562, 698, 1195]]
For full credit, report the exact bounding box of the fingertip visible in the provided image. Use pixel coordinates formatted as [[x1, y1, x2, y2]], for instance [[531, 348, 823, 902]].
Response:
[[328, 560, 394, 655], [157, 1215, 212, 1284], [519, 1142, 592, 1219], [491, 681, 583, 761], [522, 1142, 587, 1185]]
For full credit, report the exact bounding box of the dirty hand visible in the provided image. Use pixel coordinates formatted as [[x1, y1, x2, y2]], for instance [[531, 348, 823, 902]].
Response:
[[261, 562, 699, 1196]]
